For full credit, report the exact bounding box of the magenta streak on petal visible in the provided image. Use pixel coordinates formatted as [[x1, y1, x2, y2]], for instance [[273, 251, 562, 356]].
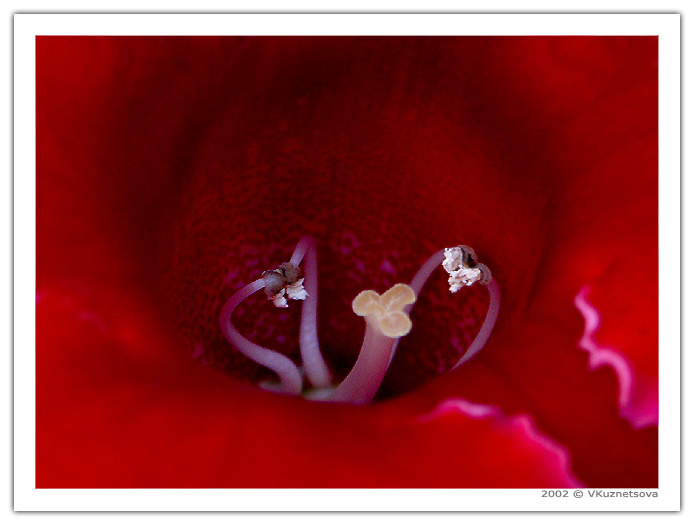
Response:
[[574, 286, 650, 428], [417, 398, 499, 421], [417, 398, 583, 487]]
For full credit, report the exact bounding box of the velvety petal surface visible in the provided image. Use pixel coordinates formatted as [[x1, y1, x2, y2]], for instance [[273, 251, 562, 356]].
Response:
[[37, 284, 578, 488]]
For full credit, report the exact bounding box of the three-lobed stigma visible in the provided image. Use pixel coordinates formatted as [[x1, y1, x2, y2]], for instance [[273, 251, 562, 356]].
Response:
[[352, 284, 416, 338]]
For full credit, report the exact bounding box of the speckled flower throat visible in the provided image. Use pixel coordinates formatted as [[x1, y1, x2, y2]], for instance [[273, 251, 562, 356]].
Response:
[[217, 236, 500, 404], [166, 177, 500, 402], [162, 46, 506, 400]]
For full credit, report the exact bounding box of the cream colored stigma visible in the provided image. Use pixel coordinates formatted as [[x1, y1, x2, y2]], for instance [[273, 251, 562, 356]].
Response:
[[352, 283, 416, 337], [327, 283, 417, 404]]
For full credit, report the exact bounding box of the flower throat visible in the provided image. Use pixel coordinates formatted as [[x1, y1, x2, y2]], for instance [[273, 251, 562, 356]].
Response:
[[219, 236, 500, 404]]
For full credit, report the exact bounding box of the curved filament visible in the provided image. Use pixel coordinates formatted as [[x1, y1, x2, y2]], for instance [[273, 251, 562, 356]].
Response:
[[454, 278, 500, 367], [219, 279, 303, 395], [388, 249, 500, 368]]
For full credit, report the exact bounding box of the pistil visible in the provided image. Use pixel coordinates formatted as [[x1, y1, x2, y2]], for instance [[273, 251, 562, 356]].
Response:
[[329, 284, 416, 404]]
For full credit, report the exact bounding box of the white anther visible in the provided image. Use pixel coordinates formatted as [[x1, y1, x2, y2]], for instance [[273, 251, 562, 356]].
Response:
[[268, 278, 308, 308], [443, 247, 464, 273], [442, 245, 486, 292], [448, 266, 482, 292], [286, 278, 308, 301], [270, 291, 289, 308]]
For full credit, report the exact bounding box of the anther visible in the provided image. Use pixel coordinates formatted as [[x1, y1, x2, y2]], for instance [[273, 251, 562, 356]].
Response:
[[261, 270, 286, 295], [442, 245, 491, 292], [219, 237, 331, 393], [262, 262, 307, 308]]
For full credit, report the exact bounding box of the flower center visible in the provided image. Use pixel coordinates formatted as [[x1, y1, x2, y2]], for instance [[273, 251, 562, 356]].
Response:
[[165, 201, 497, 401], [217, 238, 499, 403], [160, 97, 502, 401]]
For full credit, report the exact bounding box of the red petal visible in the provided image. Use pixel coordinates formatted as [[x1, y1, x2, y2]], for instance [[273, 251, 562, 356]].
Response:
[[37, 285, 578, 488], [524, 36, 658, 429], [36, 36, 658, 488]]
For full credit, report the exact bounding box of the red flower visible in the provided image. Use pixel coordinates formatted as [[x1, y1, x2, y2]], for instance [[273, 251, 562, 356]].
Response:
[[36, 36, 657, 488]]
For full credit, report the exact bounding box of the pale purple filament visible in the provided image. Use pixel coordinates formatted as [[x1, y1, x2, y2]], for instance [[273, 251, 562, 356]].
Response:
[[386, 249, 444, 366], [388, 249, 500, 368], [219, 279, 304, 395], [291, 236, 332, 388], [454, 278, 500, 367], [329, 321, 395, 404], [219, 236, 332, 393]]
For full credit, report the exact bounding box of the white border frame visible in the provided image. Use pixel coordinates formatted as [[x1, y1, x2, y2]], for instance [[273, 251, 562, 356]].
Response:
[[13, 13, 680, 511]]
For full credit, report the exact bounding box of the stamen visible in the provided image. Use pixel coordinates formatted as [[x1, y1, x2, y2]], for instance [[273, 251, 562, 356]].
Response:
[[329, 284, 415, 404], [219, 278, 303, 395], [388, 245, 500, 368], [219, 236, 332, 393], [439, 245, 499, 365], [262, 262, 307, 308]]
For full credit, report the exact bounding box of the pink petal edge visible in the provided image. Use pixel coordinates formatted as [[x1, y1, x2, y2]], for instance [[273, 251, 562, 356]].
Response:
[[418, 398, 584, 488], [575, 286, 658, 429]]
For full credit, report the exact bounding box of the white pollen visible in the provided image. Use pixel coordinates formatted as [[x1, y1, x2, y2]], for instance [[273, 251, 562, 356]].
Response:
[[443, 247, 464, 273], [286, 278, 308, 301], [270, 291, 289, 308], [448, 266, 482, 292], [268, 279, 308, 308], [442, 246, 483, 292]]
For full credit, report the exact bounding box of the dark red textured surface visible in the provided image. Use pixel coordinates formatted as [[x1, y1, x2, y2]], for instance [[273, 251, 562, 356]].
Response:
[[36, 36, 657, 488]]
